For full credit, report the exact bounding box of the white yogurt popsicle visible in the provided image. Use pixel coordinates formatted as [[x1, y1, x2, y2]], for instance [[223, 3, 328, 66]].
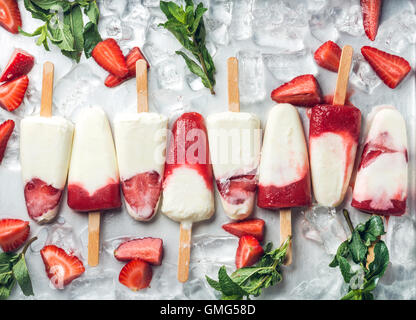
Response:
[[207, 112, 261, 219], [114, 112, 168, 221]]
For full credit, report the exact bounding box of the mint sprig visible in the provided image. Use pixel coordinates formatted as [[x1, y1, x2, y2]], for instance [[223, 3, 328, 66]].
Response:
[[330, 210, 389, 300], [19, 0, 102, 62], [0, 237, 37, 300], [206, 237, 291, 300], [159, 0, 216, 94]]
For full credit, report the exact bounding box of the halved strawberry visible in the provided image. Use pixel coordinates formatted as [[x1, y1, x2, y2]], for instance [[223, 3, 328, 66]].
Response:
[[271, 74, 322, 107], [222, 219, 265, 242], [235, 235, 264, 269], [24, 178, 62, 221], [105, 47, 150, 88], [119, 259, 152, 291], [0, 75, 28, 111], [361, 0, 382, 41], [0, 0, 22, 34], [0, 119, 14, 164], [0, 219, 29, 252], [361, 46, 411, 89], [92, 38, 128, 78], [0, 49, 35, 82], [114, 237, 163, 266], [40, 245, 85, 289], [314, 41, 342, 72]]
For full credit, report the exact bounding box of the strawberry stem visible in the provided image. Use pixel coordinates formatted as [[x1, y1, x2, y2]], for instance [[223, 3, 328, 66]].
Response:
[[22, 237, 38, 255]]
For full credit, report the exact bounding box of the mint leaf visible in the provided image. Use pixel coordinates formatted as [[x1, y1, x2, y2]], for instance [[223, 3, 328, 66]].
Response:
[[361, 216, 386, 246], [205, 276, 221, 291], [12, 255, 34, 297], [83, 21, 102, 58], [84, 1, 99, 24], [0, 278, 16, 300], [349, 230, 367, 264], [366, 241, 389, 280], [218, 266, 247, 299]]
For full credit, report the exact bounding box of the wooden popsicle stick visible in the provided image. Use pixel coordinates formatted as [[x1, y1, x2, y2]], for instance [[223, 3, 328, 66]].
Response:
[[227, 57, 240, 112], [88, 211, 101, 267], [136, 60, 148, 113], [280, 209, 292, 265], [178, 222, 192, 283], [40, 62, 54, 117], [333, 45, 353, 106]]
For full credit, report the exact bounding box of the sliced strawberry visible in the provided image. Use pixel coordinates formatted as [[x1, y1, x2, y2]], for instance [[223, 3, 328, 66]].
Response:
[[222, 219, 265, 242], [361, 0, 382, 41], [361, 46, 411, 89], [314, 41, 342, 72], [0, 119, 14, 164], [271, 74, 322, 107], [24, 178, 62, 221], [92, 38, 128, 78], [0, 219, 29, 252], [0, 0, 22, 34], [0, 75, 28, 111], [40, 245, 85, 289], [0, 49, 35, 82], [105, 47, 150, 88], [216, 174, 257, 206], [114, 237, 163, 266], [235, 235, 264, 269], [119, 259, 152, 291], [121, 171, 161, 220]]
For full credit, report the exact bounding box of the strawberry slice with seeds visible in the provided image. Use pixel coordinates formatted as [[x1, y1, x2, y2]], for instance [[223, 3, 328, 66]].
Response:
[[235, 235, 264, 269], [0, 0, 22, 34], [0, 119, 14, 164], [105, 47, 150, 88], [40, 245, 85, 289], [114, 237, 163, 265], [119, 259, 152, 291], [361, 46, 411, 89], [271, 74, 322, 107], [24, 178, 62, 222], [0, 75, 29, 111], [92, 38, 128, 78], [361, 0, 382, 41], [222, 219, 265, 242], [314, 41, 342, 72], [0, 219, 30, 252], [0, 49, 35, 82]]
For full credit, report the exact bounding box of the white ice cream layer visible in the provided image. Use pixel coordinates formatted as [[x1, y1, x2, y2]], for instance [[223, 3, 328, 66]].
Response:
[[161, 167, 214, 223], [114, 112, 168, 180], [68, 107, 119, 194], [258, 103, 309, 187], [20, 116, 74, 189]]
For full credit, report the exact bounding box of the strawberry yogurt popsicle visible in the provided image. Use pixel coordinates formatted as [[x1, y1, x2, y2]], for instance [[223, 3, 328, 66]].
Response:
[[309, 104, 361, 207], [67, 107, 121, 211], [20, 116, 74, 223], [257, 103, 311, 209], [352, 105, 408, 215], [114, 113, 168, 221]]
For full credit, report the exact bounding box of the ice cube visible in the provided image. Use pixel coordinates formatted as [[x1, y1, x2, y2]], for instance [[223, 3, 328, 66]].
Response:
[[306, 0, 328, 13], [142, 0, 160, 7], [69, 268, 117, 300], [142, 42, 171, 66], [206, 19, 230, 46], [192, 234, 238, 264], [309, 11, 339, 42], [229, 0, 254, 40], [263, 50, 318, 82], [186, 73, 205, 91], [101, 0, 128, 17], [350, 54, 382, 94], [98, 15, 124, 41], [237, 50, 266, 104], [209, 0, 233, 26], [332, 3, 364, 37], [146, 15, 183, 52], [45, 222, 84, 260], [122, 0, 150, 27], [386, 214, 416, 265], [156, 59, 184, 91]]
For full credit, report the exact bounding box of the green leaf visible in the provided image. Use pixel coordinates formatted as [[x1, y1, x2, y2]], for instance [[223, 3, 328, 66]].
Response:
[[191, 3, 207, 34], [175, 51, 212, 89], [218, 266, 248, 299], [32, 0, 71, 12], [23, 0, 51, 21], [337, 256, 355, 283], [206, 276, 221, 291], [348, 230, 367, 264], [361, 216, 386, 246], [341, 289, 363, 300], [329, 241, 349, 267], [12, 255, 34, 296], [65, 4, 84, 51], [0, 278, 16, 300], [160, 1, 175, 20], [84, 1, 99, 25], [166, 2, 186, 24], [366, 241, 389, 280], [49, 19, 75, 51], [83, 21, 102, 58]]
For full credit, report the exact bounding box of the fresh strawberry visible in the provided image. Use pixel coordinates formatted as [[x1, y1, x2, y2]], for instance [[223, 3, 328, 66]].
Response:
[[0, 75, 28, 111], [119, 259, 152, 291], [114, 237, 163, 265], [271, 74, 322, 107], [0, 0, 22, 34], [314, 41, 342, 72], [24, 178, 62, 221], [223, 219, 265, 242], [235, 235, 264, 269], [361, 0, 382, 41], [40, 245, 85, 289], [0, 119, 14, 164], [361, 46, 411, 89], [121, 171, 161, 220], [0, 219, 29, 252], [105, 47, 149, 88], [0, 49, 34, 82], [92, 38, 128, 78]]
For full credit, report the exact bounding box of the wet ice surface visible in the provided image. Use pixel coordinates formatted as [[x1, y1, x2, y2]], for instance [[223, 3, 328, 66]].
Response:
[[1, 0, 415, 300]]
